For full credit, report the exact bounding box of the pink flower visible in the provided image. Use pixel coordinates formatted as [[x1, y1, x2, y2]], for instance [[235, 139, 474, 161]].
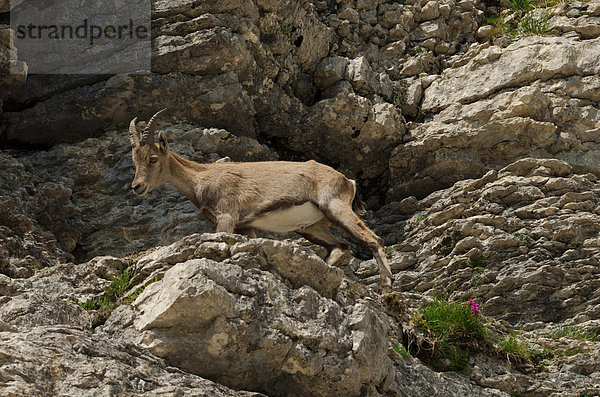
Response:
[[466, 299, 480, 315]]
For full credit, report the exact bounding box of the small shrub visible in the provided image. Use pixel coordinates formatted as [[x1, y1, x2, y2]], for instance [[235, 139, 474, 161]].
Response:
[[415, 214, 427, 222], [77, 268, 133, 327], [385, 246, 393, 258], [512, 388, 523, 397], [280, 24, 291, 36], [418, 298, 486, 343], [347, 282, 368, 297], [383, 89, 407, 110], [499, 332, 528, 355], [122, 275, 160, 305], [383, 293, 406, 314], [512, 232, 533, 243]]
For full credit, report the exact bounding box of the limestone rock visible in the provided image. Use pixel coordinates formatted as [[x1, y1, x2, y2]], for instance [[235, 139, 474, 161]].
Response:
[[422, 36, 600, 112], [0, 326, 263, 396], [380, 158, 600, 329], [99, 233, 508, 397]]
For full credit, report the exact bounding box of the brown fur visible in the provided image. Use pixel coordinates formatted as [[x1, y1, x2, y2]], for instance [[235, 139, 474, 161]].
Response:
[[129, 113, 393, 290]]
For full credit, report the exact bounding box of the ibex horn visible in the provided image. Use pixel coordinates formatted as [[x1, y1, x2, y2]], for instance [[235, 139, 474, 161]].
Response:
[[129, 117, 139, 146], [141, 108, 167, 146]]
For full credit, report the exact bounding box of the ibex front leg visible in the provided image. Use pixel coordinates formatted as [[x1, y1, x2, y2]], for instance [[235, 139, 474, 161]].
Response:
[[320, 199, 393, 291]]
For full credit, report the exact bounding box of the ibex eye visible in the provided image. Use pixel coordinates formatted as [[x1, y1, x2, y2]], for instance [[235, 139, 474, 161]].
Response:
[[150, 157, 158, 164]]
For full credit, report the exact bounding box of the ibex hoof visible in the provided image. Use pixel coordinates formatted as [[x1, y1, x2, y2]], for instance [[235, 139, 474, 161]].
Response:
[[377, 276, 394, 294]]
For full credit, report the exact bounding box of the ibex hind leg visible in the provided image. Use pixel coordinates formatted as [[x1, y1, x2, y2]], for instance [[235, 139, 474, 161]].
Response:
[[215, 214, 236, 233], [297, 218, 349, 265], [235, 226, 257, 238], [320, 199, 393, 291]]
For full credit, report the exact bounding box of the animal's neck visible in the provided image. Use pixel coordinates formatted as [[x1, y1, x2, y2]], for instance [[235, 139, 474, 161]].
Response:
[[166, 152, 207, 205]]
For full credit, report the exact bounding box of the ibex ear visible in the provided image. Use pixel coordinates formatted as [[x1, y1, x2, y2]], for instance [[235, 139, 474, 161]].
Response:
[[158, 130, 169, 154]]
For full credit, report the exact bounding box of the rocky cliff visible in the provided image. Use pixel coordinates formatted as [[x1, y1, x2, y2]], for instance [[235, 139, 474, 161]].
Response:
[[1, 0, 600, 395]]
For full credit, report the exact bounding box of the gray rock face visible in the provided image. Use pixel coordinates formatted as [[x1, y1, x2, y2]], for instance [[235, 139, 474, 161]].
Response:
[[380, 158, 600, 328], [3, 0, 600, 395], [422, 36, 600, 112], [1, 0, 405, 194], [390, 35, 600, 200], [98, 233, 504, 397], [0, 326, 264, 396], [0, 232, 507, 397]]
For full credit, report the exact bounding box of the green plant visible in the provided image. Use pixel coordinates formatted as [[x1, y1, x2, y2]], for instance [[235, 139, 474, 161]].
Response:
[[550, 324, 598, 341], [122, 275, 159, 305], [415, 107, 429, 122], [415, 214, 427, 222], [414, 297, 486, 370], [512, 232, 532, 243], [418, 298, 486, 343], [347, 282, 367, 297], [77, 268, 134, 327], [482, 15, 510, 37], [466, 253, 488, 270], [483, 16, 504, 26], [385, 246, 392, 258], [497, 331, 544, 363], [280, 24, 291, 36], [519, 11, 550, 35], [383, 88, 407, 110], [394, 344, 410, 358], [391, 90, 406, 109], [509, 0, 534, 11], [384, 293, 406, 314]]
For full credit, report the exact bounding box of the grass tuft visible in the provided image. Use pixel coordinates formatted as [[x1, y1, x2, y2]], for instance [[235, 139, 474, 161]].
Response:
[[414, 297, 486, 370], [76, 269, 160, 327], [519, 11, 550, 35], [466, 253, 488, 270], [510, 0, 535, 11], [550, 324, 599, 341]]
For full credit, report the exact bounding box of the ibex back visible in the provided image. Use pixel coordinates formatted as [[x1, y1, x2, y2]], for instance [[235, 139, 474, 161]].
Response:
[[129, 109, 393, 290]]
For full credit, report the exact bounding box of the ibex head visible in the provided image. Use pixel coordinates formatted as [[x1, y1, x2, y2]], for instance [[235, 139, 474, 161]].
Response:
[[130, 108, 169, 196]]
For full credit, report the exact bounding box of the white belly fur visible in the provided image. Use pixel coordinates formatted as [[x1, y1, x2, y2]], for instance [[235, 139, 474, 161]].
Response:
[[249, 202, 324, 233]]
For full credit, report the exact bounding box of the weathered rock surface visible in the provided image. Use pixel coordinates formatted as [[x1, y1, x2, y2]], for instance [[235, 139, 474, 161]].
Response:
[[0, 325, 266, 397], [390, 35, 600, 200], [0, 254, 263, 396], [0, 232, 507, 397], [3, 156, 600, 395], [379, 158, 600, 329], [1, 0, 409, 192], [3, 0, 600, 395]]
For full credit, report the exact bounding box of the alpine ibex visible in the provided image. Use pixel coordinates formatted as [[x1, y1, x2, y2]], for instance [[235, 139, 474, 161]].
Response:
[[129, 109, 394, 290]]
